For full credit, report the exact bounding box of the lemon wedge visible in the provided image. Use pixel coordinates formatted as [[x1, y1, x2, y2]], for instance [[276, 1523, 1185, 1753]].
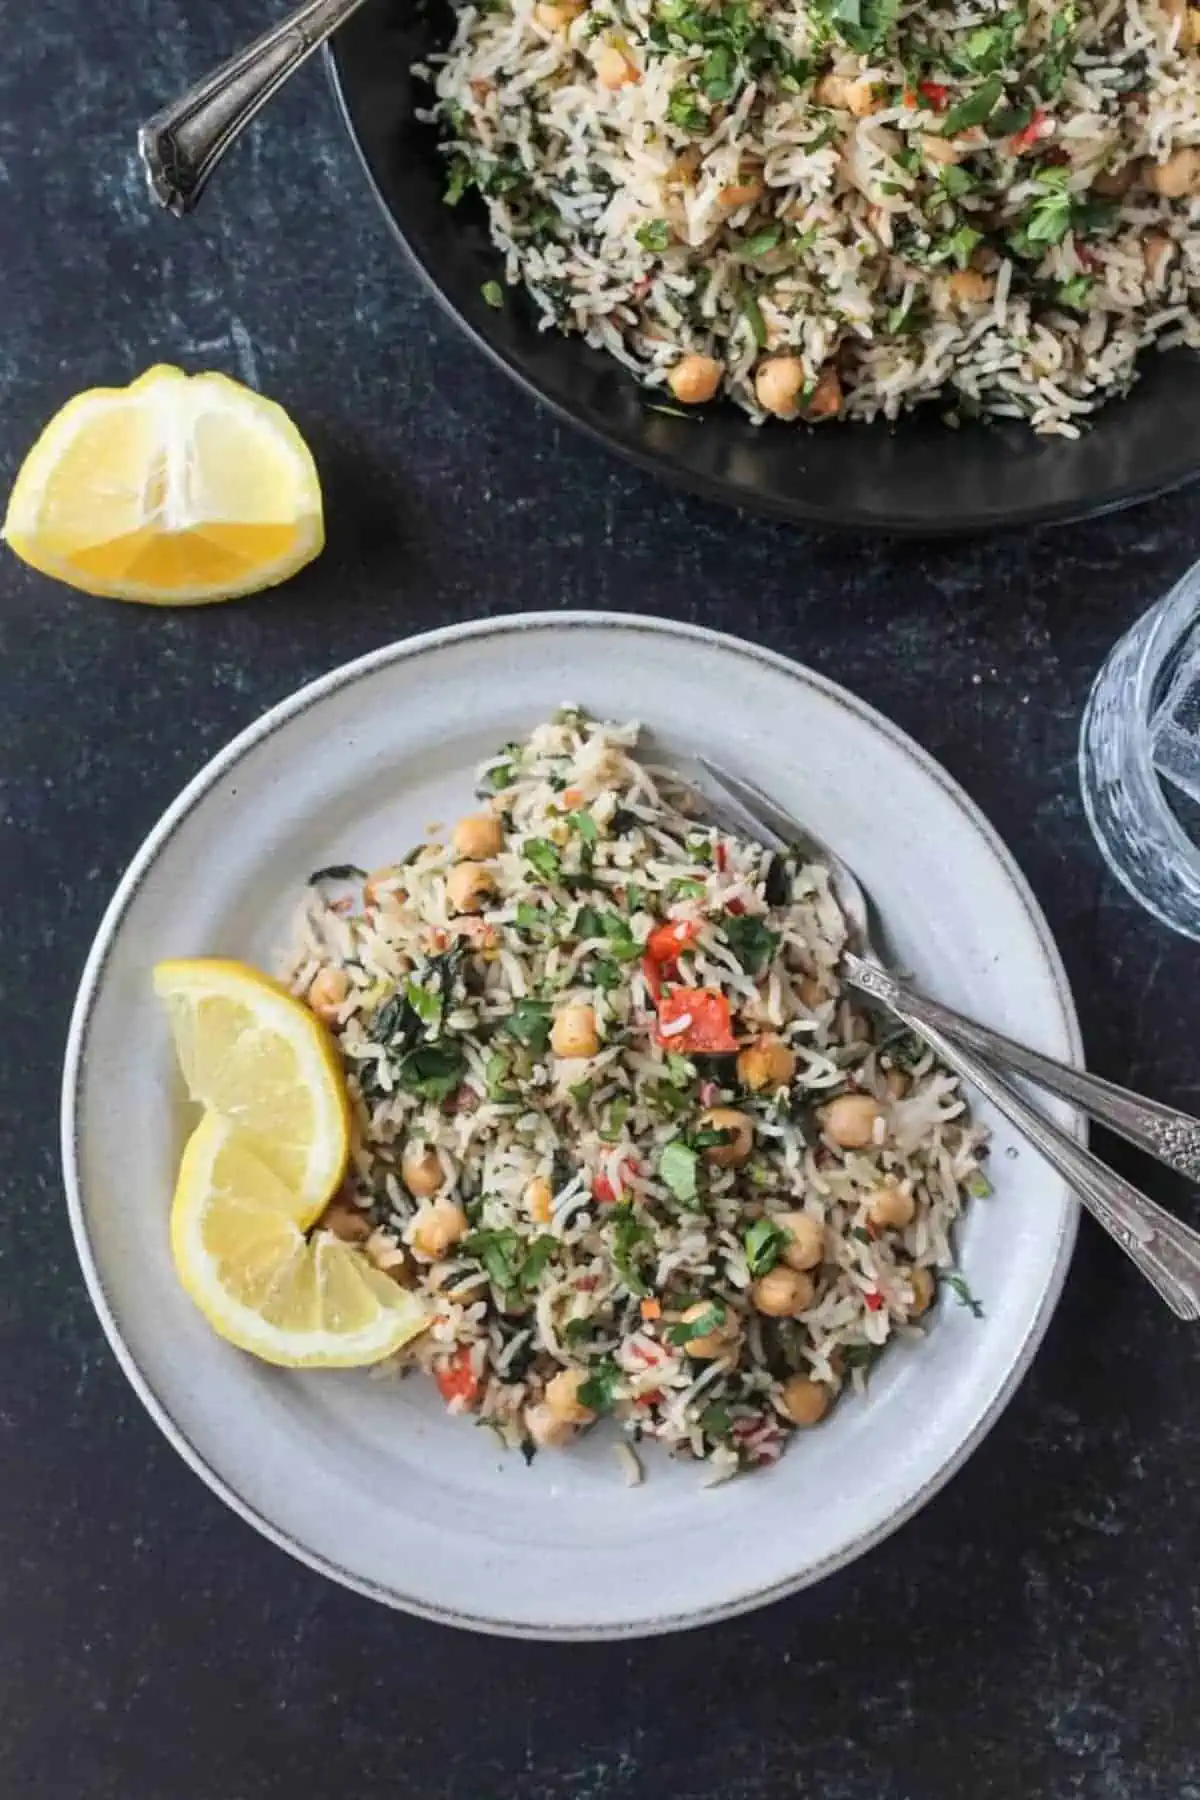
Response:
[[153, 957, 349, 1221], [171, 1111, 430, 1367], [3, 364, 323, 604]]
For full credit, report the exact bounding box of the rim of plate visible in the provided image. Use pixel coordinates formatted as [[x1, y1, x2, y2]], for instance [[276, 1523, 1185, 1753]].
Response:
[[60, 612, 1082, 1639]]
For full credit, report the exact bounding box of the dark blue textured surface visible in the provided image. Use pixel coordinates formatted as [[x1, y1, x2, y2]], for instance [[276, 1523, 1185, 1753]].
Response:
[[2, 4, 1200, 1796]]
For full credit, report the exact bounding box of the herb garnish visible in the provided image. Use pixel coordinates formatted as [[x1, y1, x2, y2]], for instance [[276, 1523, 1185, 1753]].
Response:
[[744, 1216, 789, 1276], [308, 863, 367, 883], [502, 998, 553, 1052], [941, 1269, 984, 1316], [578, 1359, 621, 1412], [524, 838, 563, 882], [659, 1139, 700, 1204], [667, 1301, 727, 1345], [636, 218, 672, 253], [721, 913, 780, 974], [940, 73, 1003, 134]]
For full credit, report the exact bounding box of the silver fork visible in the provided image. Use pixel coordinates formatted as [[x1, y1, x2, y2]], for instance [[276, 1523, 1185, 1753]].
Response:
[[697, 757, 1200, 1322]]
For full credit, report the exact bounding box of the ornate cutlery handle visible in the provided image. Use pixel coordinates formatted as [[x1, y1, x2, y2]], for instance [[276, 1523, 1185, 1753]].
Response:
[[138, 0, 369, 215], [846, 954, 1200, 1321], [851, 955, 1200, 1182]]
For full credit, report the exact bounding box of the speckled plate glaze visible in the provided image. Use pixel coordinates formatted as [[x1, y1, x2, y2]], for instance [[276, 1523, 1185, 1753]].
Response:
[[61, 613, 1080, 1639]]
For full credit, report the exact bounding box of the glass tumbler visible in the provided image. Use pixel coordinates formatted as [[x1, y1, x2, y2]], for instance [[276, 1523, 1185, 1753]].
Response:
[[1081, 558, 1200, 940]]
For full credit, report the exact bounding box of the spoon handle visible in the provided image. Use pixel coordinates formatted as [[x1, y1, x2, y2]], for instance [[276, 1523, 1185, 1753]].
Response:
[[138, 0, 369, 215], [846, 955, 1200, 1321], [848, 953, 1200, 1182]]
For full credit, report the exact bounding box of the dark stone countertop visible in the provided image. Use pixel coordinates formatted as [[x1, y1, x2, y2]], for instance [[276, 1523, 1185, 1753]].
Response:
[[3, 4, 1200, 1796]]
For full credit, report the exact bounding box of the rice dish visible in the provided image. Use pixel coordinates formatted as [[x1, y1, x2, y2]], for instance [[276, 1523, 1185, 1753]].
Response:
[[286, 711, 989, 1483], [421, 0, 1200, 434]]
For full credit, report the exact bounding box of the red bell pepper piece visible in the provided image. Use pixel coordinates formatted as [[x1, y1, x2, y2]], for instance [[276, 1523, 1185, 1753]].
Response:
[[918, 79, 949, 110], [646, 919, 701, 964], [655, 987, 737, 1054], [434, 1346, 481, 1407]]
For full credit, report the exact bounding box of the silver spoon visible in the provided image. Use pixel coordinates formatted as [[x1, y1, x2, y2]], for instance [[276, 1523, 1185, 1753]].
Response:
[[138, 0, 368, 215], [697, 757, 1200, 1322]]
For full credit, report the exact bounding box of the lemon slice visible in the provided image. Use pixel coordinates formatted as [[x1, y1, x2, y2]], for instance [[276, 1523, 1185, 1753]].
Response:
[[171, 1112, 430, 1366], [3, 364, 323, 604], [153, 956, 349, 1221]]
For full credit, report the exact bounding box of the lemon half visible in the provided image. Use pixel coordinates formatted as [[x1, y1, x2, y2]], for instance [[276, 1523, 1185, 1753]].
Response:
[[3, 364, 323, 604], [171, 1112, 429, 1367]]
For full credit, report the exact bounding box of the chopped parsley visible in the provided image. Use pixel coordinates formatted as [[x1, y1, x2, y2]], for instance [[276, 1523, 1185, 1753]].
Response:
[[721, 912, 780, 975], [744, 1216, 789, 1276], [502, 998, 553, 1052], [636, 217, 671, 253], [667, 84, 708, 132], [481, 280, 504, 308], [667, 1301, 726, 1345], [659, 1138, 700, 1204], [610, 1202, 651, 1296], [941, 1269, 984, 1317], [567, 808, 598, 842], [524, 837, 563, 883]]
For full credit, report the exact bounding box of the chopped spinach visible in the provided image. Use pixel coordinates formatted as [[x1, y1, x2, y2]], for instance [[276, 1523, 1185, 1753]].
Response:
[[940, 73, 1003, 134], [578, 1358, 621, 1412], [502, 998, 553, 1052], [721, 912, 780, 975], [659, 1138, 700, 1204], [610, 1202, 652, 1296]]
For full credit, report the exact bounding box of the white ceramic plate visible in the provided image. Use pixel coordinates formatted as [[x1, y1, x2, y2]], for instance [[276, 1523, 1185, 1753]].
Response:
[[62, 613, 1080, 1639]]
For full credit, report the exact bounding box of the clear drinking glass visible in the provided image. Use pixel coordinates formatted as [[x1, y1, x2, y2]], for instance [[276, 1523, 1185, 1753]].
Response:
[[1081, 558, 1200, 940]]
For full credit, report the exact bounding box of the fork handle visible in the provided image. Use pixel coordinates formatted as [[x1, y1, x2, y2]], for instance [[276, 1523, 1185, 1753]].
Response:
[[848, 954, 1200, 1182], [138, 0, 369, 214], [845, 955, 1200, 1321]]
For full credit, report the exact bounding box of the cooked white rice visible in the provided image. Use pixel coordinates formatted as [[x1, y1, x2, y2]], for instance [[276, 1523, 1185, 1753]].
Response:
[[420, 0, 1200, 433], [284, 711, 989, 1481]]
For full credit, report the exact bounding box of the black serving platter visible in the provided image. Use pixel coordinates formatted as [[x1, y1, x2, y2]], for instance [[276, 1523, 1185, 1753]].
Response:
[[328, 0, 1200, 533]]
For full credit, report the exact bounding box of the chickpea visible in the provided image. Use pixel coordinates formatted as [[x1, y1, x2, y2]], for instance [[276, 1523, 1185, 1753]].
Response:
[[718, 178, 765, 207], [752, 1266, 815, 1317], [815, 74, 876, 115], [822, 1092, 883, 1149], [907, 1266, 936, 1317], [550, 1002, 599, 1059], [947, 268, 995, 306], [595, 42, 638, 87], [920, 132, 962, 167], [534, 0, 583, 26], [1143, 230, 1177, 283], [525, 1401, 575, 1448], [307, 965, 349, 1023], [545, 1368, 597, 1424], [868, 1184, 916, 1230], [525, 1175, 554, 1226], [773, 1210, 824, 1272], [677, 1300, 738, 1359], [737, 1035, 797, 1093], [1093, 160, 1139, 198], [409, 1197, 469, 1262], [363, 865, 405, 909], [1145, 147, 1200, 197], [802, 364, 843, 422], [798, 974, 828, 1010], [779, 1375, 830, 1427], [668, 354, 722, 406], [319, 1197, 372, 1244], [452, 813, 504, 859], [446, 860, 496, 914], [698, 1106, 754, 1167], [754, 355, 806, 419], [401, 1144, 445, 1199]]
